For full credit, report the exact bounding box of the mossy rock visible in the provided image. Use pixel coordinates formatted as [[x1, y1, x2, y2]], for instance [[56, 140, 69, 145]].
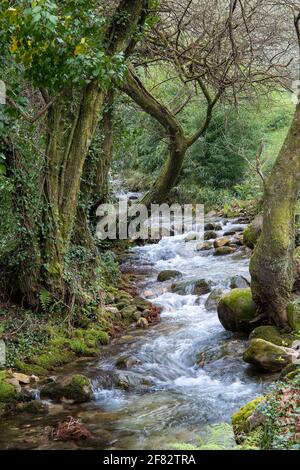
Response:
[[243, 339, 298, 372], [217, 288, 259, 333], [157, 270, 182, 282], [120, 306, 140, 321], [287, 301, 300, 331], [243, 214, 263, 249], [232, 397, 265, 435], [249, 326, 293, 347], [132, 297, 153, 312], [280, 363, 300, 380], [40, 374, 92, 403], [0, 374, 18, 403]]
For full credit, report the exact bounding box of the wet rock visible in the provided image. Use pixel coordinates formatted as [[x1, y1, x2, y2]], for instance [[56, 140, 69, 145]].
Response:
[[196, 241, 213, 251], [115, 356, 141, 369], [157, 270, 182, 282], [143, 290, 154, 298], [184, 233, 198, 242], [217, 288, 259, 333], [243, 214, 263, 249], [204, 231, 218, 240], [243, 339, 299, 372], [115, 372, 153, 390], [232, 233, 244, 246], [40, 374, 93, 403], [224, 226, 245, 236], [205, 222, 222, 231], [249, 325, 293, 347], [214, 237, 230, 248], [137, 317, 148, 329], [205, 288, 224, 311], [230, 275, 250, 289], [214, 246, 237, 256], [171, 279, 212, 296]]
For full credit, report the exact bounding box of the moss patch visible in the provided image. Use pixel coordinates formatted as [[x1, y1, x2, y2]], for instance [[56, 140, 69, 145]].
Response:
[[249, 325, 293, 347], [232, 397, 265, 435]]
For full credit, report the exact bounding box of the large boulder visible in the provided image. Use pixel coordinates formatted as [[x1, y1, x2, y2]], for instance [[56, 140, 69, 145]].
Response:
[[243, 339, 299, 372], [217, 288, 259, 333], [157, 270, 182, 282], [40, 374, 93, 403], [243, 214, 263, 249]]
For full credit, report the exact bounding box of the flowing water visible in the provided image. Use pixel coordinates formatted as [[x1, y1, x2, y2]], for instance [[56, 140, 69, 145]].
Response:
[[0, 218, 276, 450]]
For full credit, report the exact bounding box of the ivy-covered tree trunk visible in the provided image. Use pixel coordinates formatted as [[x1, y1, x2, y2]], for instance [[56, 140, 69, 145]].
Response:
[[73, 90, 115, 248], [250, 103, 300, 327], [42, 83, 105, 296], [12, 0, 149, 304]]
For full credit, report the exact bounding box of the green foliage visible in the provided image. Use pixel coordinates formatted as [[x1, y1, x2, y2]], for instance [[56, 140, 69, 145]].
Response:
[[185, 106, 263, 189], [0, 0, 126, 92]]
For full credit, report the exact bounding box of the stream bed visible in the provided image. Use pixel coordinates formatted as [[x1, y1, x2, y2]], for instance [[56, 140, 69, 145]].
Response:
[[0, 217, 276, 450]]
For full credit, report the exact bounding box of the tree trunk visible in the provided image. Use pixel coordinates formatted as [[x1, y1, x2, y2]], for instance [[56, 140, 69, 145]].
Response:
[[122, 68, 218, 205], [94, 90, 115, 206], [250, 103, 300, 327]]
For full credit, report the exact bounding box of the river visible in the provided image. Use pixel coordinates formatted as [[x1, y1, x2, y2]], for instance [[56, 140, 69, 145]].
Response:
[[0, 217, 276, 450]]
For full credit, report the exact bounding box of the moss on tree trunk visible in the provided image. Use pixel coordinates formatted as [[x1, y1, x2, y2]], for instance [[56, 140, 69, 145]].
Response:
[[250, 103, 300, 327]]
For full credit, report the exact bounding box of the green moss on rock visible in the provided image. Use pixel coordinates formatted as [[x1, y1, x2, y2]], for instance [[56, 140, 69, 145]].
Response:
[[287, 301, 300, 331], [217, 288, 258, 333], [0, 378, 17, 403], [249, 326, 292, 347], [40, 374, 92, 403], [243, 339, 297, 372], [232, 397, 265, 434]]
